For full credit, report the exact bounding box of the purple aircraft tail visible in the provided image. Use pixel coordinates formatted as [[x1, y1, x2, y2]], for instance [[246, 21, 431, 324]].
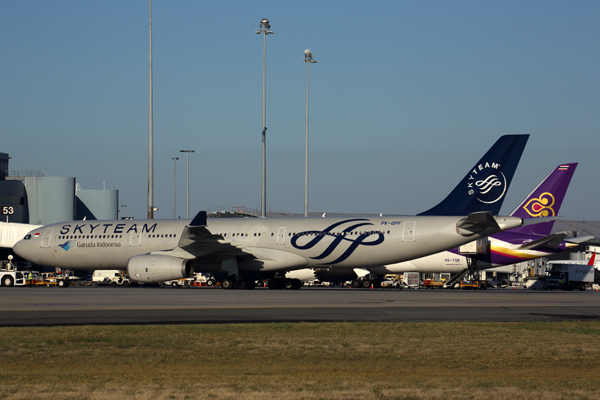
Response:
[[509, 163, 577, 236]]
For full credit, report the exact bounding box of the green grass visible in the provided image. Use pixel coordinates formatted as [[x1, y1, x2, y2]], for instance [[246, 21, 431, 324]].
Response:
[[1, 321, 600, 399]]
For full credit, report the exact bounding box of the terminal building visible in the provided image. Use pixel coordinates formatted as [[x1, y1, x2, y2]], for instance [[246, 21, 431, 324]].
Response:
[[0, 152, 118, 259]]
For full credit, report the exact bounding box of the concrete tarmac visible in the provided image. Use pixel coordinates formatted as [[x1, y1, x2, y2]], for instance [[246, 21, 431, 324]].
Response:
[[1, 286, 599, 326]]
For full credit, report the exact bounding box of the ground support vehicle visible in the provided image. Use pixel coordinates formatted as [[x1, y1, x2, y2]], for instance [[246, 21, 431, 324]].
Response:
[[380, 278, 403, 289], [423, 279, 445, 289], [160, 278, 192, 288], [92, 270, 134, 287], [459, 280, 488, 290], [544, 263, 594, 291], [403, 272, 420, 289], [0, 270, 26, 287]]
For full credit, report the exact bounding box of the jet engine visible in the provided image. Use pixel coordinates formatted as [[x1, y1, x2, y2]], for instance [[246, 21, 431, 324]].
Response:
[[127, 254, 193, 283]]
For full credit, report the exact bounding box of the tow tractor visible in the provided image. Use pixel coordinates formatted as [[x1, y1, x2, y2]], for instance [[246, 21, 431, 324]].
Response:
[[459, 280, 488, 290], [0, 256, 26, 287]]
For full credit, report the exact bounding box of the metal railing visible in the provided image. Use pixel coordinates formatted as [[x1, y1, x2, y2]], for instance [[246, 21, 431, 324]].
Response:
[[3, 170, 50, 179]]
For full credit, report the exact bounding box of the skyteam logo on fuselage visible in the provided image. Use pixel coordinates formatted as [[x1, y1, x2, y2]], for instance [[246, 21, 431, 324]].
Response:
[[58, 240, 76, 251], [466, 161, 507, 204], [290, 219, 385, 265]]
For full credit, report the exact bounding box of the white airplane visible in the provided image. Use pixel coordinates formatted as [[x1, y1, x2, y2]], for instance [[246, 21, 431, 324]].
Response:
[[11, 135, 535, 290]]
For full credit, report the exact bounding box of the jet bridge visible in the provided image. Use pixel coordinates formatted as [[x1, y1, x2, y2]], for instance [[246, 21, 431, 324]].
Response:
[[0, 222, 42, 249]]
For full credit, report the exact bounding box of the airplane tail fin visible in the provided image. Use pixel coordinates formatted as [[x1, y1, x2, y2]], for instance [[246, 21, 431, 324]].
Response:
[[508, 163, 577, 236], [418, 134, 529, 216], [588, 252, 596, 265]]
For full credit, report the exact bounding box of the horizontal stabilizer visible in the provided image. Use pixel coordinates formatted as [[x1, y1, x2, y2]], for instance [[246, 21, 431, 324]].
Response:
[[565, 235, 596, 244], [518, 233, 568, 250], [456, 212, 500, 236]]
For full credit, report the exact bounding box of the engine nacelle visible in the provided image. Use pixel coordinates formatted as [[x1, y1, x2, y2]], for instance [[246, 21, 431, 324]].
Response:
[[127, 254, 193, 283]]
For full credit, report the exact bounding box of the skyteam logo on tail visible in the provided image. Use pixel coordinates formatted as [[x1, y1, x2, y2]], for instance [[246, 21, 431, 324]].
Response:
[[291, 219, 384, 265], [58, 240, 76, 251], [522, 192, 555, 217], [466, 162, 507, 204]]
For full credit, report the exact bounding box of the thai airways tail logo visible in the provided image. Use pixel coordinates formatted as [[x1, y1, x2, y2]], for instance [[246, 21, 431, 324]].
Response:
[[291, 219, 385, 265], [58, 240, 76, 251], [522, 192, 555, 217]]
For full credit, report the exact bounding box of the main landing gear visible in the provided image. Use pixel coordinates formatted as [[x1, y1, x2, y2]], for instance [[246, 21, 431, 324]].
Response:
[[219, 276, 302, 290], [350, 277, 382, 289]]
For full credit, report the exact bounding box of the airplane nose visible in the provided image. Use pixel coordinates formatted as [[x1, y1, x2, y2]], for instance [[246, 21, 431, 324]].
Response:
[[12, 240, 26, 258]]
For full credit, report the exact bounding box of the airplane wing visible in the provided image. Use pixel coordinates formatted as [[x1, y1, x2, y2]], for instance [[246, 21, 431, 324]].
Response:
[[565, 235, 596, 244], [517, 232, 595, 251], [152, 211, 249, 260], [518, 232, 568, 250]]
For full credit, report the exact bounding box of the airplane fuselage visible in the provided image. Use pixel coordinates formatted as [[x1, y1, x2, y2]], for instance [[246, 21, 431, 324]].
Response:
[[13, 214, 521, 276]]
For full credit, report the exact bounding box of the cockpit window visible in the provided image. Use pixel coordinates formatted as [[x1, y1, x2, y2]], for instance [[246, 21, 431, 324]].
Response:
[[24, 234, 31, 240]]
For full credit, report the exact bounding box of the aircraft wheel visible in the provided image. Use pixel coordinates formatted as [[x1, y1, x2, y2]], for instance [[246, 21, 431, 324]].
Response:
[[362, 279, 372, 289], [237, 278, 248, 290], [221, 277, 235, 290], [268, 278, 284, 290], [2, 276, 14, 287], [284, 279, 294, 290], [122, 281, 130, 287], [351, 279, 362, 289]]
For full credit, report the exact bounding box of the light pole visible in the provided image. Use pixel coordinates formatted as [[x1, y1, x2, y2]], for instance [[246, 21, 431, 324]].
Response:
[[172, 157, 179, 218], [256, 18, 274, 218], [121, 204, 127, 220], [148, 0, 154, 219], [180, 150, 195, 218], [304, 49, 317, 217]]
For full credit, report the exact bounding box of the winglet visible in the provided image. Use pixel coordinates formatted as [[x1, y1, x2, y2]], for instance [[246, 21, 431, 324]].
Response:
[[189, 211, 207, 227]]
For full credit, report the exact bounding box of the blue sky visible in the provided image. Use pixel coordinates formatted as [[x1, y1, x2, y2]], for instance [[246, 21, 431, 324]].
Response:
[[2, 1, 599, 220]]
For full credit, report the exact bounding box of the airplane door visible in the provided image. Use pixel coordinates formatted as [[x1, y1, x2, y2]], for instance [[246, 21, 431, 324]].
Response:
[[40, 228, 54, 248], [277, 227, 286, 245], [402, 222, 415, 242], [129, 232, 141, 247]]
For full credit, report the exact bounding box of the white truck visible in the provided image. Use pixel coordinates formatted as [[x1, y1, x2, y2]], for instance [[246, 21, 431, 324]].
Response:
[[544, 260, 595, 291], [403, 272, 420, 289], [92, 270, 133, 287]]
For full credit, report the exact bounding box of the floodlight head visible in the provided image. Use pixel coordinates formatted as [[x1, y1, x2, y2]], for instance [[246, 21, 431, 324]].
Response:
[[304, 49, 312, 56], [260, 18, 270, 29]]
